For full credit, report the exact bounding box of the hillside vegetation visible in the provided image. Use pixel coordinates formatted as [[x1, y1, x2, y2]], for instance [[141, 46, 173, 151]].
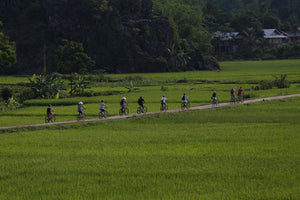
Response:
[[0, 0, 299, 74]]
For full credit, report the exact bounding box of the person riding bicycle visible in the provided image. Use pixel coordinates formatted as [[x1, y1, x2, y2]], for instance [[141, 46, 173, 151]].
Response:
[[46, 104, 55, 120], [230, 87, 235, 97], [230, 87, 236, 102], [137, 96, 145, 109], [212, 91, 217, 102], [182, 93, 189, 106], [238, 87, 243, 100], [78, 101, 86, 115], [161, 95, 168, 108], [99, 100, 106, 112], [120, 97, 128, 113]]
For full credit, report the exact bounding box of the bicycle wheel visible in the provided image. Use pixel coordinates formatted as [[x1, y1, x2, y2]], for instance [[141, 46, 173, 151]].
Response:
[[50, 115, 56, 122], [212, 99, 217, 106], [186, 102, 190, 109], [164, 105, 168, 111], [99, 111, 104, 118], [125, 108, 129, 115], [181, 103, 185, 109], [137, 107, 142, 114], [143, 106, 147, 113], [45, 116, 49, 123], [230, 95, 236, 104], [119, 109, 123, 115], [238, 95, 243, 103]]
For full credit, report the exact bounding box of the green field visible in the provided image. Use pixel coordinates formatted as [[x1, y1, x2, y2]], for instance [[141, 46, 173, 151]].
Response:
[[1, 60, 300, 127], [0, 60, 300, 199], [0, 98, 299, 199]]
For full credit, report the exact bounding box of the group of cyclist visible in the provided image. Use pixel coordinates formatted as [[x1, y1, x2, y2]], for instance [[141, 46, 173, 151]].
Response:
[[46, 87, 244, 121], [230, 87, 244, 103]]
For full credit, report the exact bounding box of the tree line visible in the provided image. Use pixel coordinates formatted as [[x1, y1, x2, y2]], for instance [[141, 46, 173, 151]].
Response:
[[0, 0, 299, 74]]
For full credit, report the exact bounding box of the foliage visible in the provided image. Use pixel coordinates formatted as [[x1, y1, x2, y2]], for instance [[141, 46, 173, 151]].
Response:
[[55, 39, 96, 74], [0, 21, 16, 74], [28, 74, 65, 99], [167, 43, 191, 71], [68, 73, 90, 96], [0, 87, 12, 102], [257, 80, 274, 90], [1, 59, 300, 126], [265, 42, 300, 59], [255, 74, 290, 90], [273, 74, 290, 88]]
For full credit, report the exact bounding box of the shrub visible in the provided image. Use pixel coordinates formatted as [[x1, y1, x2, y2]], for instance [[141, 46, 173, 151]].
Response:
[[18, 88, 35, 103], [273, 74, 290, 88], [258, 80, 273, 90], [161, 85, 168, 91], [1, 87, 12, 102]]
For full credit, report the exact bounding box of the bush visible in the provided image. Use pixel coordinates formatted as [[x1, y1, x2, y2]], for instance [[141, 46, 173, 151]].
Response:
[[273, 74, 290, 88], [244, 93, 259, 99], [1, 87, 12, 102], [258, 80, 273, 90], [18, 88, 35, 103]]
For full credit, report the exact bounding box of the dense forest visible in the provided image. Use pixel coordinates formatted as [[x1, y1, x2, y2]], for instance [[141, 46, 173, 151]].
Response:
[[0, 0, 299, 74]]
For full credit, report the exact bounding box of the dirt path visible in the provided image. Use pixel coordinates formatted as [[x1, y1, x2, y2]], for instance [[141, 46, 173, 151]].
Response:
[[1, 94, 300, 130]]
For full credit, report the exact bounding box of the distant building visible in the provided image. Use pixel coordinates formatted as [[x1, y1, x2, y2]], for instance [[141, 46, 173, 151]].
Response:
[[263, 29, 288, 49], [213, 31, 239, 55], [214, 29, 291, 55], [288, 28, 300, 42]]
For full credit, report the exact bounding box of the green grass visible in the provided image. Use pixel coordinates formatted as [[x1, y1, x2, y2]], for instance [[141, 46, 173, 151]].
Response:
[[1, 81, 299, 127], [0, 76, 29, 84], [0, 98, 299, 199], [106, 59, 300, 82]]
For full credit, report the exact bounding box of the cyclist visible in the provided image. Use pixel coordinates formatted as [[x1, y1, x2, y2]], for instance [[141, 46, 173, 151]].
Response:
[[230, 87, 235, 97], [46, 104, 55, 120], [212, 91, 218, 103], [238, 87, 244, 102], [78, 101, 86, 116], [230, 87, 236, 102], [120, 97, 128, 113], [137, 96, 145, 109], [181, 93, 189, 106], [99, 100, 107, 116], [161, 95, 168, 108]]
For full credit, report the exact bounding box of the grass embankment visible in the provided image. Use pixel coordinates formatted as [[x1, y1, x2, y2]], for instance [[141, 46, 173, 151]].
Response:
[[0, 98, 299, 199]]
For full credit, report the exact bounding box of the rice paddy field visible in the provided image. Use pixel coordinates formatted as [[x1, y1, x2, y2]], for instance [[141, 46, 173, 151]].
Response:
[[0, 59, 300, 199]]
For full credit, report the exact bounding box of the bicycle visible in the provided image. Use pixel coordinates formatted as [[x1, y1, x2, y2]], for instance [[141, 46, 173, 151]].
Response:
[[230, 94, 236, 104], [181, 101, 190, 110], [160, 103, 168, 111], [237, 94, 244, 103], [77, 112, 86, 121], [99, 110, 108, 118], [212, 98, 218, 107], [137, 105, 147, 114], [119, 107, 129, 115], [45, 114, 56, 123]]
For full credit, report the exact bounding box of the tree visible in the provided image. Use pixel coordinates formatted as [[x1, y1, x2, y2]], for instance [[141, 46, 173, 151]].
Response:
[[167, 43, 190, 71], [230, 11, 264, 58], [28, 74, 64, 99], [55, 39, 95, 74], [68, 73, 89, 97], [0, 21, 17, 74]]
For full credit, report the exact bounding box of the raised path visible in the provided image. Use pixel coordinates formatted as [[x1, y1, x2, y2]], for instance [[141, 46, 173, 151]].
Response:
[[1, 94, 300, 130]]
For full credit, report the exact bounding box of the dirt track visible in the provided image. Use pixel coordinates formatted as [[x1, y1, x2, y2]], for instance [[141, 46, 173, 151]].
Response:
[[1, 94, 299, 130]]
